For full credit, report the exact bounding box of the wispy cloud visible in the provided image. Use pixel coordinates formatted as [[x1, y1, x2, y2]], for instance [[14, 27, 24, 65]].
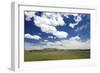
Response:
[[69, 14, 82, 28], [75, 24, 88, 32]]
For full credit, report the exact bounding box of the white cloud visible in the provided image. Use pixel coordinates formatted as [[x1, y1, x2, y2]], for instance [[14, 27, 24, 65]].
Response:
[[33, 12, 68, 38], [69, 23, 78, 28], [25, 12, 87, 38], [63, 14, 69, 18], [25, 12, 36, 21], [25, 34, 32, 39], [43, 12, 65, 26], [61, 40, 90, 49], [34, 12, 65, 27], [25, 12, 82, 29], [25, 43, 44, 50], [45, 39, 90, 49], [34, 16, 51, 27], [25, 33, 41, 40], [48, 36, 54, 39], [44, 40, 48, 42], [69, 14, 82, 28], [24, 12, 90, 50], [25, 39, 90, 50], [74, 15, 82, 22], [40, 25, 57, 33], [70, 36, 80, 40], [53, 31, 68, 38], [62, 13, 82, 28]]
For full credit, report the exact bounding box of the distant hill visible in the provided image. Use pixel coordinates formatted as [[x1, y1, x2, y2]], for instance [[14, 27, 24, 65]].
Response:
[[43, 48, 58, 51]]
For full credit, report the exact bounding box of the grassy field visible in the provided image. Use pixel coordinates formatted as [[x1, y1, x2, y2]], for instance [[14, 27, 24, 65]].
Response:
[[24, 49, 90, 62]]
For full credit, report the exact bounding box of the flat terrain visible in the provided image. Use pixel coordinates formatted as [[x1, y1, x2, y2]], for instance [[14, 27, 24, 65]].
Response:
[[24, 49, 90, 62]]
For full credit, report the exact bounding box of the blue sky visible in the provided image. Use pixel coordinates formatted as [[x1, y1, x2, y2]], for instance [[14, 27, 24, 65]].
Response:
[[24, 11, 90, 50]]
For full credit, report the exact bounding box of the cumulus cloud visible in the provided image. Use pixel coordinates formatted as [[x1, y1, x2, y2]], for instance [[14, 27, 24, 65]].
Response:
[[25, 12, 82, 29], [33, 12, 65, 26], [24, 12, 90, 50], [24, 11, 84, 38], [40, 25, 57, 33], [42, 12, 65, 26], [53, 31, 68, 38], [25, 33, 41, 40], [33, 12, 68, 38], [25, 12, 65, 27], [25, 12, 36, 21]]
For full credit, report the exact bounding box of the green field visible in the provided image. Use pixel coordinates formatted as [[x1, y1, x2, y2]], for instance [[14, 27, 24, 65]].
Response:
[[24, 49, 90, 62]]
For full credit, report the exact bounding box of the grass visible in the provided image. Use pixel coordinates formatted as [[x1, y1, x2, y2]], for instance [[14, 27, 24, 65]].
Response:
[[24, 49, 90, 62]]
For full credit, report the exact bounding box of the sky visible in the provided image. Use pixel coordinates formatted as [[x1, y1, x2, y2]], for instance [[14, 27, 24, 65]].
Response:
[[24, 11, 90, 50]]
